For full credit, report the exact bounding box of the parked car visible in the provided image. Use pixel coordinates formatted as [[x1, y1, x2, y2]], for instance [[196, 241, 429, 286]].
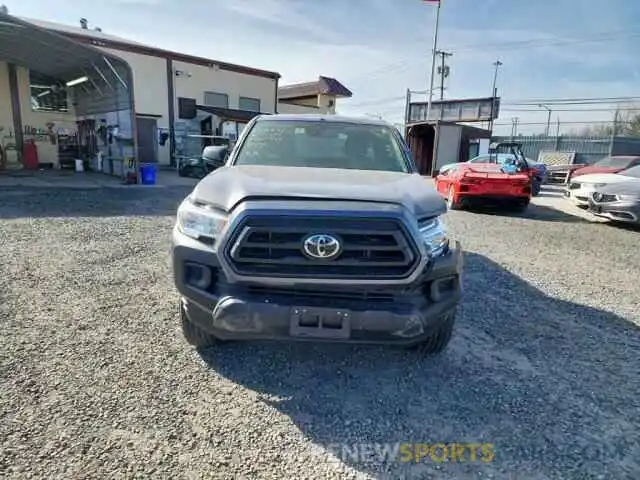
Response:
[[178, 145, 229, 178], [564, 164, 640, 208], [435, 162, 532, 212], [172, 114, 463, 355], [569, 155, 640, 181], [439, 152, 546, 196], [588, 176, 640, 224], [545, 162, 587, 184]]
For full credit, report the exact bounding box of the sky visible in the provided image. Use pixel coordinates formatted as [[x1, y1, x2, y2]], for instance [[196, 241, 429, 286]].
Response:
[[6, 0, 640, 135]]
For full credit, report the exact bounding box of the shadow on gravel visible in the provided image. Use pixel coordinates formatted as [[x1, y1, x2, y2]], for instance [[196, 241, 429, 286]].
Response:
[[464, 202, 590, 223], [199, 252, 639, 479], [0, 187, 192, 218]]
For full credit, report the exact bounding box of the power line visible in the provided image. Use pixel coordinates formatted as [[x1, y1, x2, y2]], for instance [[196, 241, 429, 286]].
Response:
[[492, 120, 633, 126], [341, 28, 637, 85], [504, 96, 640, 105], [451, 30, 640, 52], [501, 107, 640, 113], [345, 95, 640, 110], [342, 95, 406, 108]]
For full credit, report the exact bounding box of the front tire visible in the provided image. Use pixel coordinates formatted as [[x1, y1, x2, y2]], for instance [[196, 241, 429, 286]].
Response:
[[413, 310, 456, 355], [180, 302, 223, 348]]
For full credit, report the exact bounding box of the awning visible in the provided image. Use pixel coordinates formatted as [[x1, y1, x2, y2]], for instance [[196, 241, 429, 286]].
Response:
[[0, 12, 140, 180], [406, 121, 493, 139], [196, 105, 265, 123], [0, 13, 132, 93]]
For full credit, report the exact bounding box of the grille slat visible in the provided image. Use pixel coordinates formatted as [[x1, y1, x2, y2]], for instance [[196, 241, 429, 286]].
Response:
[[224, 216, 419, 279]]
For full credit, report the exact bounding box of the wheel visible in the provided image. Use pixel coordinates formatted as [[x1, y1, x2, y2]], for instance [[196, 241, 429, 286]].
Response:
[[412, 310, 456, 355], [531, 179, 542, 197], [447, 185, 462, 210], [180, 302, 223, 348]]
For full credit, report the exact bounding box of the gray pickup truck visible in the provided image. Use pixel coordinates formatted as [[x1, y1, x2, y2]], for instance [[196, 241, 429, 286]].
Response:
[[171, 114, 463, 354]]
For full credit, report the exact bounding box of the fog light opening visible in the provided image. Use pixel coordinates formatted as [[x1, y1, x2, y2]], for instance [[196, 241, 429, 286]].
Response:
[[184, 262, 212, 290]]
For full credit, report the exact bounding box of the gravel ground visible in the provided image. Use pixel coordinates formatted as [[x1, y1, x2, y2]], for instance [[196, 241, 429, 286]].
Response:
[[1, 185, 639, 480]]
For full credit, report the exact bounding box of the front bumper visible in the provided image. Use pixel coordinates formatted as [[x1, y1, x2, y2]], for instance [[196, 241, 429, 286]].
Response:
[[588, 199, 640, 223], [565, 185, 597, 206], [172, 229, 463, 346]]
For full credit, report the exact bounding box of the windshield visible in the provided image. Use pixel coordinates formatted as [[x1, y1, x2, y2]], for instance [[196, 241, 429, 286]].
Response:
[[233, 120, 410, 172], [594, 156, 636, 168], [620, 165, 640, 178]]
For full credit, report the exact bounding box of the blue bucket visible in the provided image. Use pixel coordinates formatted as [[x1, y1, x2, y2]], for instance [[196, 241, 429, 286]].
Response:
[[140, 164, 157, 185]]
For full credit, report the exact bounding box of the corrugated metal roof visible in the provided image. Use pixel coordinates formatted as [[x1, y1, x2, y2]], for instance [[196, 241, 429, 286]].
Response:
[[19, 17, 150, 47], [0, 13, 131, 81], [15, 16, 281, 80]]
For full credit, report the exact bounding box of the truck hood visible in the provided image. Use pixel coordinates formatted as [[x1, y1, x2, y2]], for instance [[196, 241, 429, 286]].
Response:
[[191, 165, 446, 218]]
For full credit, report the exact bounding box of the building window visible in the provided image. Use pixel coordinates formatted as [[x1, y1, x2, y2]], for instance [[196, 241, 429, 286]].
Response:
[[239, 96, 261, 112], [204, 91, 229, 108], [29, 70, 69, 113]]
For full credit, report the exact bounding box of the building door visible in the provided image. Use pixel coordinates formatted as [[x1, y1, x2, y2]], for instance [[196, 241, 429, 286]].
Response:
[[200, 116, 213, 149], [136, 117, 158, 163]]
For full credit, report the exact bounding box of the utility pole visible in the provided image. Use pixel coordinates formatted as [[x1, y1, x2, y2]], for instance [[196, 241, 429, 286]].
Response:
[[489, 59, 502, 134], [436, 50, 453, 101], [610, 108, 620, 155], [425, 0, 442, 122], [403, 88, 411, 131], [511, 117, 519, 139], [538, 104, 552, 136]]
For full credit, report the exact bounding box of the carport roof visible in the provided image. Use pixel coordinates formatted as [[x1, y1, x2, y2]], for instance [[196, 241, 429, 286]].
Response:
[[0, 12, 130, 81]]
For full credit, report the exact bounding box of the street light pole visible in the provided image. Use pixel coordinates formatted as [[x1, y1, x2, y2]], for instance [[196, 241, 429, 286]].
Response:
[[488, 59, 502, 133], [539, 104, 552, 136], [425, 0, 442, 122]]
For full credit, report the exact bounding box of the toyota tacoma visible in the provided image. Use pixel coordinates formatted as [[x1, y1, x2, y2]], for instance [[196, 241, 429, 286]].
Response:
[[171, 114, 463, 354]]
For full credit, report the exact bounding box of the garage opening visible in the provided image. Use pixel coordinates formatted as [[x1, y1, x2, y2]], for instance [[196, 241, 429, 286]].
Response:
[[405, 121, 492, 176], [0, 11, 140, 182]]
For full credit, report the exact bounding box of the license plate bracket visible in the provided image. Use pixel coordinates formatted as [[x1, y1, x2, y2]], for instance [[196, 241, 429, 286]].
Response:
[[289, 307, 351, 339]]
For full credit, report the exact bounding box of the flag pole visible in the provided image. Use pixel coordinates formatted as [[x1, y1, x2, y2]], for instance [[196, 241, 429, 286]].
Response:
[[425, 0, 441, 122]]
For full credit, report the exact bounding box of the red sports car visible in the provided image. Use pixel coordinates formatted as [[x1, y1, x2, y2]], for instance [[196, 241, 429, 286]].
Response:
[[435, 163, 532, 211]]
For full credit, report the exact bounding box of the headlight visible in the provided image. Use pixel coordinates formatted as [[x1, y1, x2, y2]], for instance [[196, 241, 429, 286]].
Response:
[[418, 216, 450, 257], [176, 197, 227, 242]]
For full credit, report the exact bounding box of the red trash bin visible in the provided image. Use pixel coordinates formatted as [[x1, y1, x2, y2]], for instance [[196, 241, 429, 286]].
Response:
[[23, 140, 39, 170]]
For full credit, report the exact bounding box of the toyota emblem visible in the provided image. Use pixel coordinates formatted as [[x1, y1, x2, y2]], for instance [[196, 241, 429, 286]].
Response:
[[302, 234, 342, 260]]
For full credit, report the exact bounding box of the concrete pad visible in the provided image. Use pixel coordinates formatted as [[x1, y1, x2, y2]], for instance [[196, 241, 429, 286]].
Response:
[[532, 185, 608, 223], [0, 168, 199, 189]]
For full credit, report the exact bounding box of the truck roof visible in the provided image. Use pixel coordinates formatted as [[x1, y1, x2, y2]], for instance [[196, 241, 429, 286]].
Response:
[[256, 113, 391, 127]]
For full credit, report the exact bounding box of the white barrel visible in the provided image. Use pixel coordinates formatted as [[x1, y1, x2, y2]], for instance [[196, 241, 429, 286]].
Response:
[[75, 159, 84, 172]]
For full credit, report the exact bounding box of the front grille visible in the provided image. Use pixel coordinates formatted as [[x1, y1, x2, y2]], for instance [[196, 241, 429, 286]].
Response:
[[241, 285, 396, 303], [224, 215, 419, 279]]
